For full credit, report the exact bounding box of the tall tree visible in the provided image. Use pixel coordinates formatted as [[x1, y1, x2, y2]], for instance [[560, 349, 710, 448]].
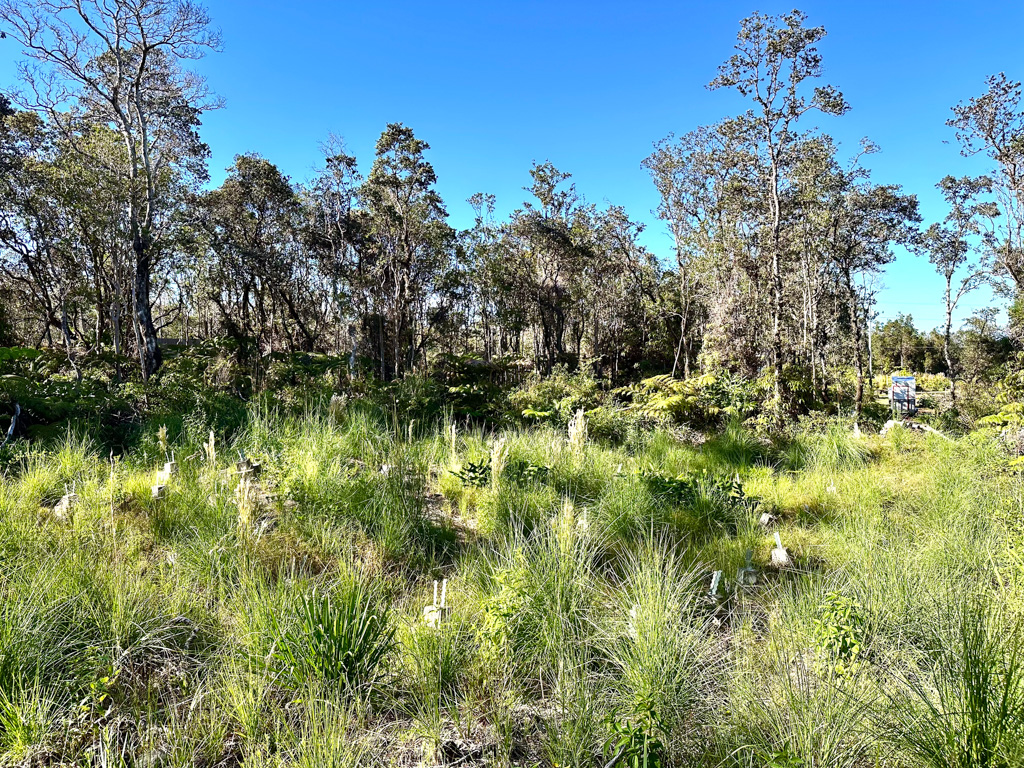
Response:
[[504, 162, 595, 372], [201, 154, 312, 360], [359, 123, 456, 379], [709, 9, 849, 402], [644, 126, 742, 377], [875, 314, 925, 373], [827, 182, 920, 417], [0, 110, 84, 367], [304, 141, 363, 366], [921, 175, 990, 404], [0, 0, 221, 379], [948, 74, 1024, 292]]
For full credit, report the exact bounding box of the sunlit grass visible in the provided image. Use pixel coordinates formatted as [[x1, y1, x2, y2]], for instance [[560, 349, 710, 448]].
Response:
[[0, 405, 1020, 764]]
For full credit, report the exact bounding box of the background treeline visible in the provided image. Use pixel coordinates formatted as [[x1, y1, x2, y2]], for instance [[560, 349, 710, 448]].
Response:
[[1, 3, 1022, 430]]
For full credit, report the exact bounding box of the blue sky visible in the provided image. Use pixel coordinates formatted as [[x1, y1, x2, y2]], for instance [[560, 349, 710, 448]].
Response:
[[2, 0, 1021, 331]]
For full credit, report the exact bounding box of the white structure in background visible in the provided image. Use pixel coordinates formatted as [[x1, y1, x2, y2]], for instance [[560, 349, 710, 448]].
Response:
[[889, 375, 916, 414]]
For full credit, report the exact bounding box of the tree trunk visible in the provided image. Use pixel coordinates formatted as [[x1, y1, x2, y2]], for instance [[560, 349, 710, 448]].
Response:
[[771, 244, 783, 403], [944, 275, 956, 405], [847, 273, 864, 420], [132, 227, 161, 380], [671, 314, 685, 378], [60, 297, 82, 383], [867, 320, 874, 382]]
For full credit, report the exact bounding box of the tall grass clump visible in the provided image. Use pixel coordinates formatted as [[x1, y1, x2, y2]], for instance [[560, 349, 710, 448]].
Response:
[[0, 684, 59, 763], [542, 648, 606, 768], [271, 578, 395, 700], [281, 698, 366, 768], [603, 540, 716, 760], [476, 506, 597, 688], [724, 643, 876, 768], [400, 613, 474, 711], [804, 422, 872, 471], [703, 417, 772, 472], [885, 596, 1024, 768]]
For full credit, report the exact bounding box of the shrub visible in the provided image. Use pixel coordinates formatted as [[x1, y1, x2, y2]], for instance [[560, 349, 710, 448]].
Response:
[[812, 592, 869, 676], [509, 366, 604, 425]]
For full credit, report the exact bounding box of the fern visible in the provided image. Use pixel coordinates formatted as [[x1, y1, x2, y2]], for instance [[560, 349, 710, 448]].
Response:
[[622, 374, 721, 424]]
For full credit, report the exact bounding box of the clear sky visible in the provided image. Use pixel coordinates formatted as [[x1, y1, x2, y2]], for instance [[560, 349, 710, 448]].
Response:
[[2, 1, 1022, 331]]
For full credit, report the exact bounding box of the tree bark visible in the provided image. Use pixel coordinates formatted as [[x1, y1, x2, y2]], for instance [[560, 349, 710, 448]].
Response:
[[944, 274, 956, 405], [846, 270, 865, 420], [132, 226, 161, 381]]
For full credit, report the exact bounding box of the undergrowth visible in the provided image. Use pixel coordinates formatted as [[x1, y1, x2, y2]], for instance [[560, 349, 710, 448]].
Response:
[[0, 401, 1019, 766]]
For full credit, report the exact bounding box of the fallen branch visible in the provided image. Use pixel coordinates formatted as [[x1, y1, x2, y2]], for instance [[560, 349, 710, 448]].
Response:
[[916, 423, 953, 441], [603, 744, 628, 768], [0, 403, 20, 450]]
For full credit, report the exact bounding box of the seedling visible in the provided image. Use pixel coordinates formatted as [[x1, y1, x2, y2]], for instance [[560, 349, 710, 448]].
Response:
[[709, 570, 723, 597], [423, 578, 450, 628], [452, 457, 490, 487], [52, 482, 78, 520], [771, 532, 792, 568], [151, 484, 167, 501], [737, 549, 758, 586]]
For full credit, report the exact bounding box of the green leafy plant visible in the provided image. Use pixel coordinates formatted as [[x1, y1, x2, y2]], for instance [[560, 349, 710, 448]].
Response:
[[758, 745, 806, 768], [509, 366, 604, 425], [812, 592, 868, 676], [603, 706, 666, 768], [452, 457, 491, 487], [638, 468, 750, 527], [507, 459, 551, 484], [477, 553, 533, 664], [622, 373, 722, 426], [271, 583, 394, 697]]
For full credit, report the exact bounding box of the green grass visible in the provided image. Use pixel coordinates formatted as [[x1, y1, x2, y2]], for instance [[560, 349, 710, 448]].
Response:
[[0, 403, 1022, 765]]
